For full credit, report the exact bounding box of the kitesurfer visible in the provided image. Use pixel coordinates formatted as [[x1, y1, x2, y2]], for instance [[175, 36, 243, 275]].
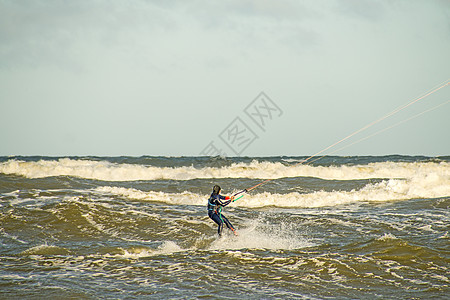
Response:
[[207, 185, 237, 236]]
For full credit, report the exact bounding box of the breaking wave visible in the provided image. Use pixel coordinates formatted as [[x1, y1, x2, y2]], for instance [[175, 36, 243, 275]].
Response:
[[1, 158, 449, 182], [94, 171, 450, 208]]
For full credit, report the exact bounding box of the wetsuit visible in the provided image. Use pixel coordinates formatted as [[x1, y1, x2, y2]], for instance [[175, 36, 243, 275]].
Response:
[[207, 193, 236, 236]]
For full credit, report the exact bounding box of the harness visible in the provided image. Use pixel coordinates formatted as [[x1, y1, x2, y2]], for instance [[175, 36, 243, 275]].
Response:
[[207, 196, 224, 222], [207, 198, 219, 212]]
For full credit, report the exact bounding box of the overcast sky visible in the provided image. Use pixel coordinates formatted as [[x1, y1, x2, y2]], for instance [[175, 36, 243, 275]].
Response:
[[1, 0, 449, 157]]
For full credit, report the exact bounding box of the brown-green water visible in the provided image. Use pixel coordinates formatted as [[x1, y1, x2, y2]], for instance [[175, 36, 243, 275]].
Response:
[[1, 156, 449, 299]]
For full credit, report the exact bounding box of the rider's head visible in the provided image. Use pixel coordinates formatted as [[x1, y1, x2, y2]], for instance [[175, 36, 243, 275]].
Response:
[[212, 185, 221, 195]]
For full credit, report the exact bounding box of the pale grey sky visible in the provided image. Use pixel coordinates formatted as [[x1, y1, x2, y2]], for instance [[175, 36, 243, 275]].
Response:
[[1, 0, 449, 156]]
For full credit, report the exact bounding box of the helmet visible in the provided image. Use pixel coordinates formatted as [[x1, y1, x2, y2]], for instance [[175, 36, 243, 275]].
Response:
[[213, 185, 221, 195]]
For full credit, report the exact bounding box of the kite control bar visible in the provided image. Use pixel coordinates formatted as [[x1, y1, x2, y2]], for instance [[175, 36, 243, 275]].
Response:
[[232, 189, 248, 202]]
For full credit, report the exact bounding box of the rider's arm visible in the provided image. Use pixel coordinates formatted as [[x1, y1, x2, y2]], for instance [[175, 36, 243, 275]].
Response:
[[216, 195, 234, 207]]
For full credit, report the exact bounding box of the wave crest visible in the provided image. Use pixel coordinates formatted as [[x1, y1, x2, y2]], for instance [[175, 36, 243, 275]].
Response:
[[1, 158, 449, 182], [95, 170, 449, 208]]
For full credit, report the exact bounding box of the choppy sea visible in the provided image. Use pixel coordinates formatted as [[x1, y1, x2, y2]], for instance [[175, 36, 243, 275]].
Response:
[[0, 155, 449, 299]]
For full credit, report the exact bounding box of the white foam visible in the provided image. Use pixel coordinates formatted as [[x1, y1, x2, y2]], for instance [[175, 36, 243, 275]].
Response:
[[0, 228, 28, 244], [378, 233, 398, 241], [1, 158, 449, 182], [3, 158, 448, 207], [95, 186, 205, 206], [208, 219, 313, 250], [95, 167, 450, 208], [21, 244, 71, 255], [113, 241, 186, 258]]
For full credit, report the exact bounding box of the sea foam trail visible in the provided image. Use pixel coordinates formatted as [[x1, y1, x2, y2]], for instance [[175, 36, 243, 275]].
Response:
[[1, 158, 449, 182], [95, 171, 450, 208]]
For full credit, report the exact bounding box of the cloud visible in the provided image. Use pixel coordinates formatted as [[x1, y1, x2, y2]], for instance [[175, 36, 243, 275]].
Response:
[[0, 1, 180, 69], [335, 0, 386, 21], [0, 0, 326, 70]]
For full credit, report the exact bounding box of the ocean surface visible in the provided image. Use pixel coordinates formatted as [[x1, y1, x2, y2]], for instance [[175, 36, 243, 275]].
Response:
[[0, 155, 449, 299]]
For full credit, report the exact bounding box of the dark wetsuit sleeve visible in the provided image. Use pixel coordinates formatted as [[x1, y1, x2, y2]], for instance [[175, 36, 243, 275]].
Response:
[[215, 194, 231, 207]]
